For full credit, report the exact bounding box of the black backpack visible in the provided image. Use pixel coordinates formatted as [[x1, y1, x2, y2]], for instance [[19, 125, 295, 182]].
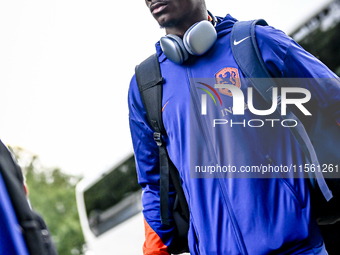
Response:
[[0, 140, 58, 255], [135, 19, 340, 254]]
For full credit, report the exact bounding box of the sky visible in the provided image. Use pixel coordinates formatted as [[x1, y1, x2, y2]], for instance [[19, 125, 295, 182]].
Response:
[[0, 0, 332, 179]]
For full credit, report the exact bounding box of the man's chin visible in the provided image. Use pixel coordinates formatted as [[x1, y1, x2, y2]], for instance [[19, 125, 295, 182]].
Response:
[[156, 16, 180, 29], [159, 22, 175, 29]]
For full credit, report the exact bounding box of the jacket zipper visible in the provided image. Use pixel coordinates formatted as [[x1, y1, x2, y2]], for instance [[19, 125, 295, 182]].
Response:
[[187, 67, 248, 255]]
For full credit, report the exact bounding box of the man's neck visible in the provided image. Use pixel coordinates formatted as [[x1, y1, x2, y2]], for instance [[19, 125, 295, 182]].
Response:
[[165, 14, 208, 38]]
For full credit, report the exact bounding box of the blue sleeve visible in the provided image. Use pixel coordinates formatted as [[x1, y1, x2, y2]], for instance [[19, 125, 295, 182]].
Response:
[[128, 75, 176, 254], [0, 172, 29, 255], [255, 25, 340, 119]]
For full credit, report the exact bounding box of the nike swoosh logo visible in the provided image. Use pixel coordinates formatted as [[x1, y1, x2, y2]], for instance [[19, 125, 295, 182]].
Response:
[[233, 36, 251, 46]]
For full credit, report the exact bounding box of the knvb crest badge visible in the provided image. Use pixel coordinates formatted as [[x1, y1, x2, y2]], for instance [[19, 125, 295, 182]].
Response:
[[215, 67, 241, 97]]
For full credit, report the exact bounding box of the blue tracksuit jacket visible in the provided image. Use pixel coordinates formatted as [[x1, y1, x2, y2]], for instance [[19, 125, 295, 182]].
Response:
[[128, 14, 340, 255]]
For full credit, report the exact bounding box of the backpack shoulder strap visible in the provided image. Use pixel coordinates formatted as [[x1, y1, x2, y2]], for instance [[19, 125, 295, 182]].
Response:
[[230, 20, 333, 202], [230, 19, 275, 101], [135, 54, 189, 226], [135, 54, 170, 225], [135, 53, 166, 136]]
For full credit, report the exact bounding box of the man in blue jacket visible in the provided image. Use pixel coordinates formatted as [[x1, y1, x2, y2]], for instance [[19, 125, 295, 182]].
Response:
[[128, 0, 340, 254]]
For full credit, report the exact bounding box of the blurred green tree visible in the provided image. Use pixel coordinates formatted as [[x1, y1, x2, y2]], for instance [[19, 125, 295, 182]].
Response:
[[298, 22, 340, 76], [9, 146, 85, 255]]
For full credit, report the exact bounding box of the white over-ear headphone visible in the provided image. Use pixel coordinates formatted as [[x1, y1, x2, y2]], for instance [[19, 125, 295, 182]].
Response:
[[160, 12, 217, 64]]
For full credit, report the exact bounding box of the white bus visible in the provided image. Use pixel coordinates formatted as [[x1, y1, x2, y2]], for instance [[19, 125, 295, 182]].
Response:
[[76, 154, 145, 255]]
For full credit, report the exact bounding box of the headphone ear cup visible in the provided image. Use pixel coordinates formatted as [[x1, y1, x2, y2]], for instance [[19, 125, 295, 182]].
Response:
[[160, 34, 189, 64], [183, 20, 217, 56]]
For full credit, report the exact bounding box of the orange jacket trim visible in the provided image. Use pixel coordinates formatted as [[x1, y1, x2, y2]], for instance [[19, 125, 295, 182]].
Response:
[[143, 217, 169, 255]]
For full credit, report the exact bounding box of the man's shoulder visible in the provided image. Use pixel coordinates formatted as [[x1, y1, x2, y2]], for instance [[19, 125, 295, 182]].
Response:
[[254, 23, 292, 49], [252, 22, 294, 76]]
